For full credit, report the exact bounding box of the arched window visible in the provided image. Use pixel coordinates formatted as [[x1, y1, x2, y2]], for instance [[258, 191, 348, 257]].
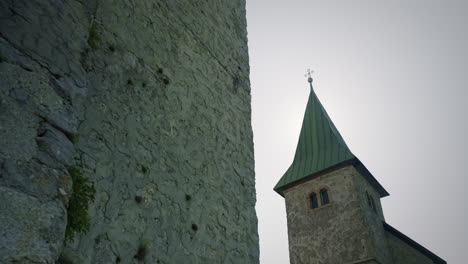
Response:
[[310, 193, 318, 209], [320, 189, 330, 205]]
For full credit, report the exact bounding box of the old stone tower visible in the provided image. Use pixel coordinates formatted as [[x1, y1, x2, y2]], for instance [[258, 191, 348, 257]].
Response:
[[0, 1, 258, 263], [274, 77, 446, 264]]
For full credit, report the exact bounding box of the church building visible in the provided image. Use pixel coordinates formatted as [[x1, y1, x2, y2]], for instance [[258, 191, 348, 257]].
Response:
[[274, 75, 446, 264]]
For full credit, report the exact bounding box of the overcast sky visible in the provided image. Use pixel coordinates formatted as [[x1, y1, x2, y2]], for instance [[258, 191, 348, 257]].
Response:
[[246, 1, 468, 263]]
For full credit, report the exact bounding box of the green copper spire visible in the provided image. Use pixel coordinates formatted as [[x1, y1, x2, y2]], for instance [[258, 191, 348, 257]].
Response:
[[274, 77, 388, 197]]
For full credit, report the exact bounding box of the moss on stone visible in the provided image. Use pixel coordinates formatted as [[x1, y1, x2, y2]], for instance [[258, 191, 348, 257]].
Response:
[[87, 22, 100, 50], [65, 164, 96, 244]]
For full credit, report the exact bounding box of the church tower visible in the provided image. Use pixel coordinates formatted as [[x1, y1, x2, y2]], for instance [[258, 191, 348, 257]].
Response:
[[274, 75, 446, 264]]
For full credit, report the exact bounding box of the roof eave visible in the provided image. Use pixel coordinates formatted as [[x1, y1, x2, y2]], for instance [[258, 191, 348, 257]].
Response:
[[353, 158, 389, 197], [274, 159, 355, 197], [274, 157, 389, 198]]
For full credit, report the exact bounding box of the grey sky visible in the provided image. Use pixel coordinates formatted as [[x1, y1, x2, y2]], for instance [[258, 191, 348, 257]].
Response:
[[246, 0, 468, 263]]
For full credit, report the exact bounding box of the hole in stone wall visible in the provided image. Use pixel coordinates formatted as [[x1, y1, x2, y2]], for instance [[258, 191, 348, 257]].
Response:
[[108, 45, 115, 52], [185, 194, 191, 201], [141, 165, 148, 174], [127, 79, 133, 85], [232, 75, 240, 93], [157, 68, 163, 74], [191, 224, 198, 232], [142, 82, 147, 88], [56, 255, 73, 264], [135, 195, 143, 203], [162, 77, 170, 85], [37, 125, 47, 137], [134, 244, 147, 261], [115, 256, 121, 263], [80, 49, 88, 58], [52, 73, 62, 79]]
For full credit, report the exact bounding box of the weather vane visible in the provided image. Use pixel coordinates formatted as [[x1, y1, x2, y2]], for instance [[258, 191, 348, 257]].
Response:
[[304, 69, 314, 84]]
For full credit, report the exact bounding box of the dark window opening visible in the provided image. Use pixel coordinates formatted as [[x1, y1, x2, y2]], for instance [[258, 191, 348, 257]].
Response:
[[366, 191, 378, 214], [370, 197, 377, 213], [320, 189, 330, 205], [366, 191, 372, 207], [310, 193, 318, 209]]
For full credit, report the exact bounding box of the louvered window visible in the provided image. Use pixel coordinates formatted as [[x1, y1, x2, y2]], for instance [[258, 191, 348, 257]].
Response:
[[310, 193, 318, 209], [320, 189, 329, 205]]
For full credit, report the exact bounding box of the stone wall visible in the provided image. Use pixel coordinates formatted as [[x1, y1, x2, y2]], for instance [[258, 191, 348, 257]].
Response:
[[352, 168, 393, 264], [283, 166, 372, 264], [0, 1, 258, 263]]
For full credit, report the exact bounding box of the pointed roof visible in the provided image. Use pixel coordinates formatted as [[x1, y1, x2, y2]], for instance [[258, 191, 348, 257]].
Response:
[[274, 82, 389, 197]]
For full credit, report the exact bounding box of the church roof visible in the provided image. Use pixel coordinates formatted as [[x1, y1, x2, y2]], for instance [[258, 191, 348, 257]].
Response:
[[383, 222, 446, 264], [274, 81, 389, 197]]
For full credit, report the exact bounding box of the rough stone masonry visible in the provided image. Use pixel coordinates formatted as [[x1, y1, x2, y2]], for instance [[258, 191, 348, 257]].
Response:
[[0, 0, 259, 263]]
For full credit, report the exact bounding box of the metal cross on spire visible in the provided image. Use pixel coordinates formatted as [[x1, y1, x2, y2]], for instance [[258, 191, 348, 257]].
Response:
[[304, 69, 314, 84]]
